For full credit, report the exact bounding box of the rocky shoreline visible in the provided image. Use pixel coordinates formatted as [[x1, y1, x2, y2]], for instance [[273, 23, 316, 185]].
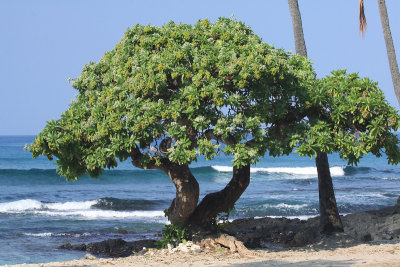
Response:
[[58, 199, 400, 258], [225, 199, 400, 248]]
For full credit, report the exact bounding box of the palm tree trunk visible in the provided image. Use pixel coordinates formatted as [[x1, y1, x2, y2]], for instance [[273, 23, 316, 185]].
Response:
[[378, 0, 400, 105], [288, 0, 307, 57], [288, 0, 343, 234]]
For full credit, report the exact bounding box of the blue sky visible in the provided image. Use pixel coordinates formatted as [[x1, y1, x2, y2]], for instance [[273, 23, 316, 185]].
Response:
[[1, 0, 399, 135]]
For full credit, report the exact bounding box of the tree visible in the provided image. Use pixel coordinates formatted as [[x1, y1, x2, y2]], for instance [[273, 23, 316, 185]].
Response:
[[288, 0, 344, 233], [360, 0, 400, 105], [293, 70, 400, 203], [28, 18, 315, 228]]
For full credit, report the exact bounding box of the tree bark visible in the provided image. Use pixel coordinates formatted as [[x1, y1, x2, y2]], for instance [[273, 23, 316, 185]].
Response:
[[188, 164, 250, 226], [378, 0, 400, 105], [288, 0, 343, 234], [130, 146, 199, 226], [316, 152, 344, 233], [288, 0, 308, 57], [165, 164, 200, 226]]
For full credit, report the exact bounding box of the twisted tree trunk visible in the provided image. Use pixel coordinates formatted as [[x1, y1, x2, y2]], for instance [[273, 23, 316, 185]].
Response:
[[165, 164, 200, 226], [188, 164, 250, 226], [130, 147, 199, 226], [130, 140, 251, 228]]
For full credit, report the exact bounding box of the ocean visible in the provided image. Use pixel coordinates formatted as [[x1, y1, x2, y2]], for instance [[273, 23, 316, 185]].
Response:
[[1, 135, 400, 265]]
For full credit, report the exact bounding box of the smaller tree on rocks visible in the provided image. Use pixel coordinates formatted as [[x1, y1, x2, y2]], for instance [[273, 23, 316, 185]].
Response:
[[292, 70, 400, 233]]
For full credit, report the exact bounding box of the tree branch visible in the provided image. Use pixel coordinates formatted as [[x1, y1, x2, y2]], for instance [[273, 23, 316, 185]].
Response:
[[130, 145, 171, 172], [177, 115, 198, 149], [204, 129, 236, 145]]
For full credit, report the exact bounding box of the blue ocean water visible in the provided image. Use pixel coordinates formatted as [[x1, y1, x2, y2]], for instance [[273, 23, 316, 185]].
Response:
[[1, 135, 400, 265]]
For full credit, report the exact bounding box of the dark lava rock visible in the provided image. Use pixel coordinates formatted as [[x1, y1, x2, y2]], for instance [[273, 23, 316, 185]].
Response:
[[59, 238, 157, 257], [227, 201, 400, 248], [86, 238, 130, 257], [393, 196, 400, 214], [360, 233, 372, 242], [290, 227, 318, 247], [342, 205, 400, 242], [58, 243, 87, 251], [225, 216, 320, 248]]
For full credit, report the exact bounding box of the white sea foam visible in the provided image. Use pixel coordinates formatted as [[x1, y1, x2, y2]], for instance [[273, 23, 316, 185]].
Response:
[[0, 199, 42, 212], [268, 215, 318, 220], [0, 199, 97, 213], [255, 213, 351, 221], [0, 199, 166, 220], [24, 232, 53, 237], [24, 232, 95, 237], [45, 200, 97, 211], [263, 203, 309, 211], [211, 165, 345, 177], [34, 209, 165, 220], [211, 166, 233, 172]]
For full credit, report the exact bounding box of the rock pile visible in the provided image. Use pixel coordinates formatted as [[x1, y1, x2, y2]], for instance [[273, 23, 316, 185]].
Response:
[[165, 241, 202, 253]]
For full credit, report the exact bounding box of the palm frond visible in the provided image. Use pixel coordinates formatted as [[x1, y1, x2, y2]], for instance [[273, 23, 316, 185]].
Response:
[[359, 0, 367, 35]]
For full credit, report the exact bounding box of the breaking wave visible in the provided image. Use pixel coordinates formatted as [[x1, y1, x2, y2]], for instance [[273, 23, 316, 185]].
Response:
[[0, 198, 166, 221], [211, 166, 346, 177]]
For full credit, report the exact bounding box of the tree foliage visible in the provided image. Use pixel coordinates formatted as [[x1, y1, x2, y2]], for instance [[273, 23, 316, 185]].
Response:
[[292, 70, 400, 165], [28, 18, 315, 180]]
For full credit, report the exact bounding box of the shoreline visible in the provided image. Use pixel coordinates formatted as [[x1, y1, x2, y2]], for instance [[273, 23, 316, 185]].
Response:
[[7, 201, 400, 267]]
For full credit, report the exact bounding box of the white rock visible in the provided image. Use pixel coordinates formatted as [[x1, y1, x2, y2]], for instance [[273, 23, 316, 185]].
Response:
[[191, 244, 202, 253], [177, 243, 187, 252], [83, 254, 96, 260], [167, 243, 174, 251], [180, 246, 189, 253]]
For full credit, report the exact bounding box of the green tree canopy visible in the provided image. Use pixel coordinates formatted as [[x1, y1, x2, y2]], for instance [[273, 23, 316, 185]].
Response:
[[29, 18, 314, 181], [293, 70, 400, 165]]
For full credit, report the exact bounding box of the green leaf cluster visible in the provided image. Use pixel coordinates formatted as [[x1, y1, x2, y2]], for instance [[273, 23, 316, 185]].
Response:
[[292, 70, 400, 165], [28, 18, 315, 180], [155, 224, 191, 248]]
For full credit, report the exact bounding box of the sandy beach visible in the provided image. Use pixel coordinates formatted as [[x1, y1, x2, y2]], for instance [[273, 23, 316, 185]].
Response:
[[7, 238, 400, 267]]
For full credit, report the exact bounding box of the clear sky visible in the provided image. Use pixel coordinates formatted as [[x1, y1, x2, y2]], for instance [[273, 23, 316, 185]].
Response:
[[1, 0, 399, 135]]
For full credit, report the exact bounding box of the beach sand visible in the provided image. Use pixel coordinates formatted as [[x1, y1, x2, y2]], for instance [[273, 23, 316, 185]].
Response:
[[8, 240, 400, 267]]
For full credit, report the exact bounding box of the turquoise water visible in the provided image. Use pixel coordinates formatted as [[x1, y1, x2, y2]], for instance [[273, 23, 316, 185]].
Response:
[[1, 135, 400, 265]]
